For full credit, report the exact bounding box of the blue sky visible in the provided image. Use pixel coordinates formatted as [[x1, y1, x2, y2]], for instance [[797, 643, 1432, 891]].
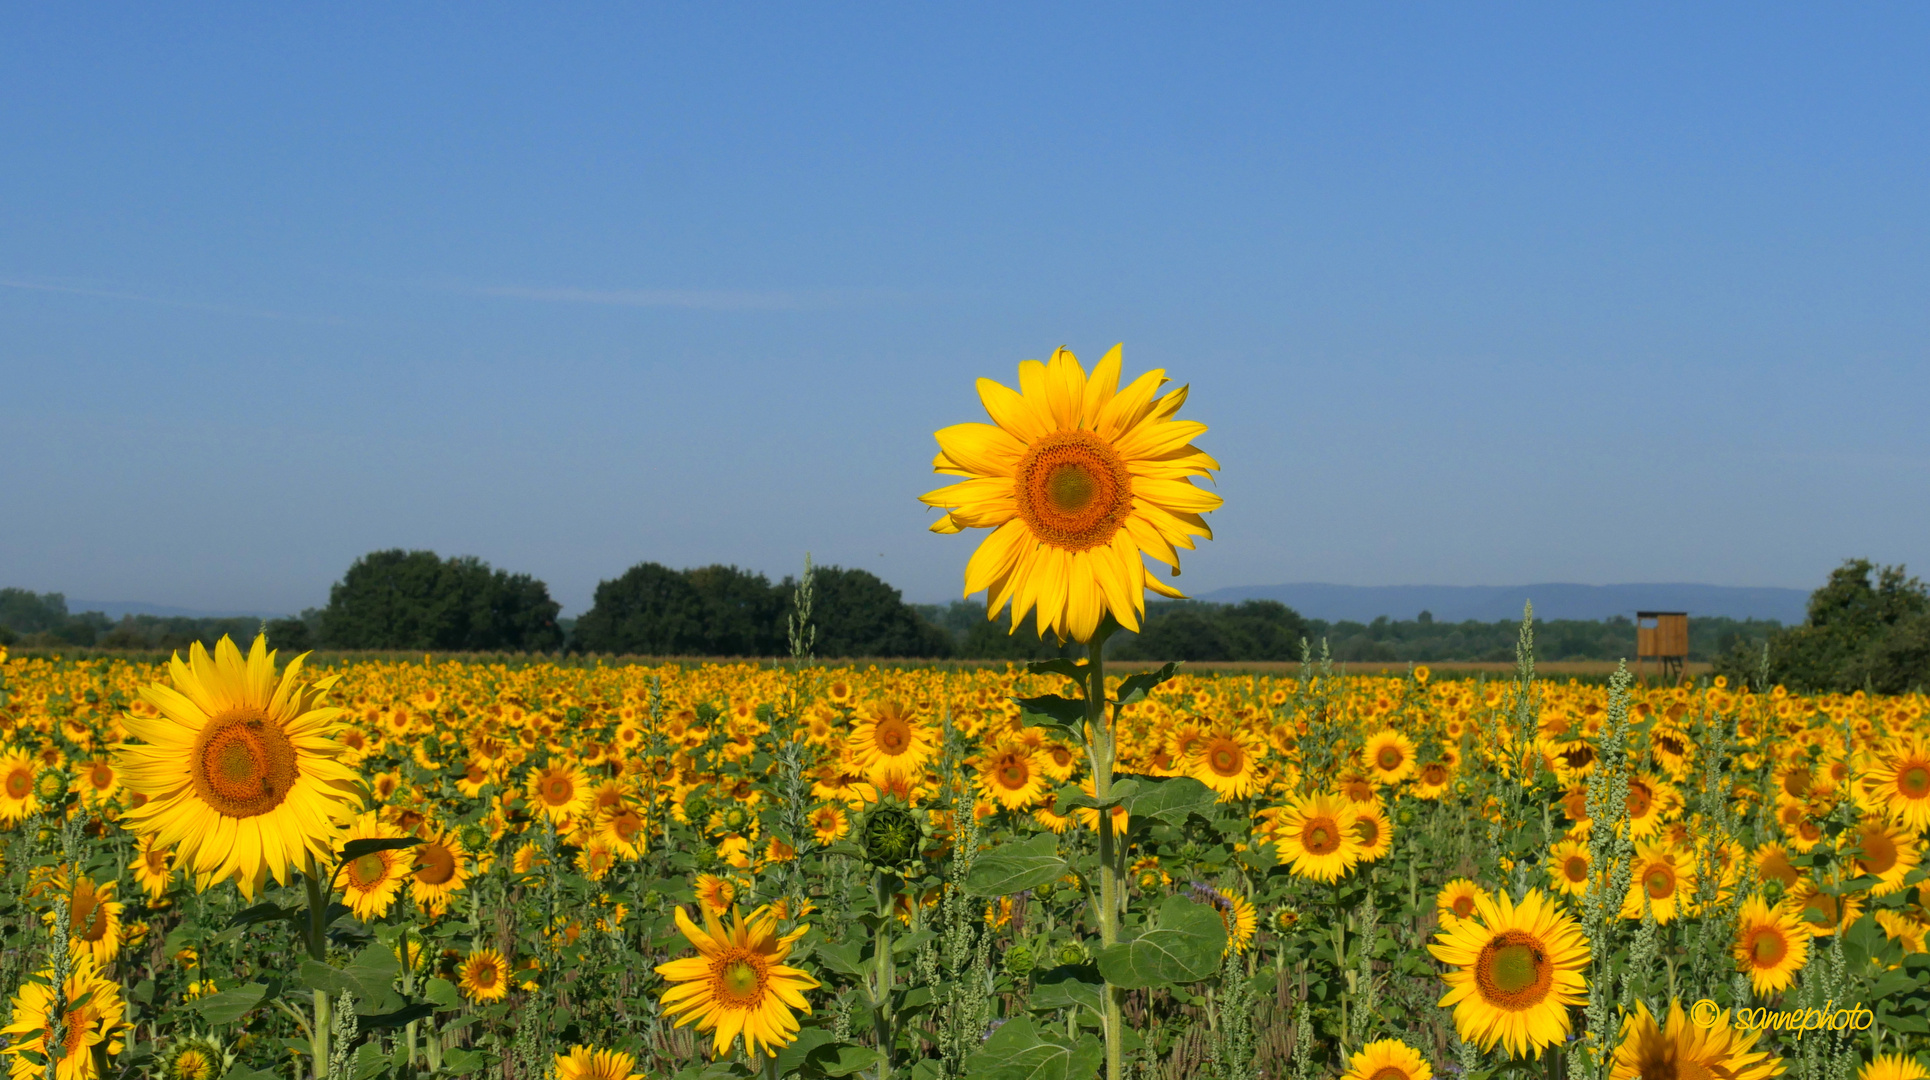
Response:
[[4, 5, 1927, 616]]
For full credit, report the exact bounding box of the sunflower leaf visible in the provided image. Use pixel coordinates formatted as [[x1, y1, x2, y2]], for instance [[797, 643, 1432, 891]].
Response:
[[359, 1002, 436, 1031], [1053, 780, 1138, 813], [1119, 776, 1217, 828], [191, 981, 275, 1025], [964, 1016, 1104, 1080], [1112, 663, 1180, 707], [227, 902, 303, 931], [1015, 694, 1090, 746], [771, 1029, 838, 1078], [964, 834, 1067, 897], [1024, 658, 1086, 681], [1095, 895, 1227, 989], [340, 837, 426, 863], [424, 978, 460, 1009]]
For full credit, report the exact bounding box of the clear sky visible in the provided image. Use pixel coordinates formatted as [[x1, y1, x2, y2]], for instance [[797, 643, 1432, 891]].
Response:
[[4, 5, 1927, 616]]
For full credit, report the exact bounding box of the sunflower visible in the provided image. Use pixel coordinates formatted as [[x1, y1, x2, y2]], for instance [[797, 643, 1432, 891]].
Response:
[[1197, 885, 1257, 955], [1131, 856, 1169, 892], [155, 1035, 230, 1080], [0, 751, 40, 824], [131, 835, 174, 901], [848, 701, 937, 785], [656, 905, 821, 1059], [39, 872, 124, 966], [598, 805, 650, 857], [1754, 841, 1801, 891], [1187, 727, 1264, 799], [694, 873, 737, 916], [921, 345, 1221, 643], [337, 813, 411, 921], [1621, 840, 1696, 924], [1037, 741, 1080, 782], [1349, 802, 1394, 863], [1435, 879, 1488, 930], [72, 757, 121, 805], [457, 948, 510, 1004], [553, 1047, 642, 1080], [1274, 794, 1361, 882], [1848, 816, 1921, 896], [1544, 840, 1591, 898], [1428, 888, 1589, 1059], [576, 841, 618, 882], [1786, 877, 1861, 936], [115, 636, 362, 898], [1862, 1055, 1930, 1080], [1608, 999, 1783, 1080], [526, 762, 593, 823], [807, 805, 849, 845], [1340, 1039, 1432, 1080], [409, 825, 468, 914], [1413, 761, 1453, 800], [977, 741, 1048, 810], [1362, 729, 1417, 786], [1875, 910, 1928, 954], [1, 956, 127, 1080], [454, 759, 495, 799], [1732, 894, 1811, 995]]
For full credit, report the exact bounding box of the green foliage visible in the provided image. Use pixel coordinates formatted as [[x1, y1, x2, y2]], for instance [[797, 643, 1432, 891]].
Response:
[[576, 562, 949, 657], [1110, 600, 1310, 661], [1716, 558, 1930, 693], [317, 550, 563, 652]]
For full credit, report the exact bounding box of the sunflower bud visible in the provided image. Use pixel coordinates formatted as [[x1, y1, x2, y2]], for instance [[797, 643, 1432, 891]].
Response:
[[1054, 939, 1087, 967], [1002, 944, 1036, 978], [855, 798, 933, 878]]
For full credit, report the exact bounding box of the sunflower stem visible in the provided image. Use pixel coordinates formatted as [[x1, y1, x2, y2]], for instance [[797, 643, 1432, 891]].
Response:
[[304, 868, 331, 1079], [1085, 622, 1124, 1080]]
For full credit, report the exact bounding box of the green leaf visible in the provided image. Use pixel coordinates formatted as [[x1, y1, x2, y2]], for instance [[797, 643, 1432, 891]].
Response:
[[1113, 663, 1179, 706], [1015, 694, 1090, 745], [424, 978, 460, 1009], [226, 902, 301, 931], [339, 837, 425, 863], [352, 1043, 391, 1080], [225, 1068, 283, 1080], [772, 1029, 838, 1077], [342, 943, 405, 1011], [441, 1050, 487, 1076], [1024, 658, 1086, 681], [964, 1016, 1104, 1080], [1028, 976, 1104, 1015], [1096, 895, 1227, 989], [1120, 776, 1217, 828], [298, 961, 350, 996], [359, 1003, 435, 1030], [813, 941, 868, 977], [965, 834, 1068, 897], [815, 1047, 882, 1078], [1054, 780, 1138, 813], [191, 983, 273, 1025]]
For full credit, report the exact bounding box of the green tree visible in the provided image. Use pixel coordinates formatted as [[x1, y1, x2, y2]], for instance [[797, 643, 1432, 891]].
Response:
[[684, 565, 785, 656], [783, 566, 952, 658], [1720, 559, 1930, 693], [571, 562, 709, 655], [317, 550, 563, 651]]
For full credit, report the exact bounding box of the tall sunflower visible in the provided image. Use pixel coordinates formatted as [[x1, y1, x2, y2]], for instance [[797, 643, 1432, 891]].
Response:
[[1435, 878, 1489, 930], [553, 1048, 642, 1080], [1274, 793, 1362, 882], [1608, 999, 1783, 1080], [1429, 888, 1589, 1059], [1, 956, 127, 1080], [1849, 816, 1921, 896], [1187, 727, 1264, 799], [1621, 840, 1697, 924], [337, 813, 411, 921], [1340, 1039, 1432, 1080], [0, 751, 40, 824], [37, 871, 124, 966], [977, 741, 1047, 811], [1546, 840, 1591, 898], [131, 835, 174, 901], [847, 701, 936, 784], [1362, 729, 1417, 786], [115, 635, 362, 898], [921, 345, 1221, 643], [457, 949, 510, 1004], [409, 824, 468, 915], [1732, 894, 1811, 995], [526, 762, 593, 823], [656, 905, 820, 1059]]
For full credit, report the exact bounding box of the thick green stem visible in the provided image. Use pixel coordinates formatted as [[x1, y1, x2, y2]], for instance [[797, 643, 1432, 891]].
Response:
[[1087, 628, 1123, 1080], [872, 874, 895, 1080], [304, 869, 330, 1079]]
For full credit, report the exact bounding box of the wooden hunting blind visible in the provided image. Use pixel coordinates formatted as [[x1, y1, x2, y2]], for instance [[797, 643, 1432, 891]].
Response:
[[1636, 611, 1689, 681]]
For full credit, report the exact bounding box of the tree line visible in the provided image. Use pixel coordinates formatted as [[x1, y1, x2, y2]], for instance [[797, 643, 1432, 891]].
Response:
[[7, 555, 1921, 688]]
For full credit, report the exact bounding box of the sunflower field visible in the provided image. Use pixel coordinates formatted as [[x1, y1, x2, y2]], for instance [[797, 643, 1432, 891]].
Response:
[[1, 626, 1929, 1080], [5, 346, 1930, 1080]]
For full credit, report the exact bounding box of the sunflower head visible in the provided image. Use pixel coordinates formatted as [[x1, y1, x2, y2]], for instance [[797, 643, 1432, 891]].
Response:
[[854, 798, 933, 878], [158, 1034, 232, 1080]]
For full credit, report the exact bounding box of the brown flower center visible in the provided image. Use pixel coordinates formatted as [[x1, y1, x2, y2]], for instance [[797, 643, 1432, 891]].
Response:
[[192, 706, 298, 818], [345, 852, 388, 889], [1377, 746, 1403, 771], [1856, 825, 1899, 875], [1900, 764, 1930, 799], [1303, 819, 1339, 855], [6, 766, 33, 800], [1013, 431, 1134, 551], [415, 843, 457, 885], [1474, 931, 1553, 1009], [1750, 926, 1787, 966], [713, 951, 767, 1007]]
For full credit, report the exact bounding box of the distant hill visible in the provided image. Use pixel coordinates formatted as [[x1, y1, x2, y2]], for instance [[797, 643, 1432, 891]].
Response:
[[1195, 583, 1808, 625], [69, 600, 284, 620]]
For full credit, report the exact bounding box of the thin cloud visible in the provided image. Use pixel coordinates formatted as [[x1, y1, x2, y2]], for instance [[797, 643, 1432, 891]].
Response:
[[0, 277, 337, 323]]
